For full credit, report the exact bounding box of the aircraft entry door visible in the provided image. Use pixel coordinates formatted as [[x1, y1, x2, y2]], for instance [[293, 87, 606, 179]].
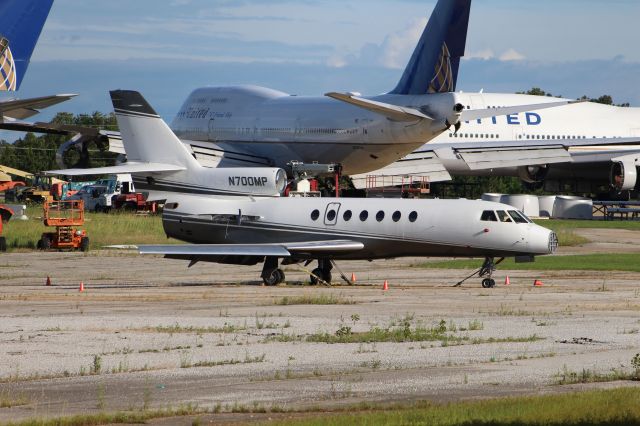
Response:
[[324, 203, 341, 226]]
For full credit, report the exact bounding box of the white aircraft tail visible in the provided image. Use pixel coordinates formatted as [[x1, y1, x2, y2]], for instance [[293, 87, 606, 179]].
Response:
[[110, 90, 201, 169]]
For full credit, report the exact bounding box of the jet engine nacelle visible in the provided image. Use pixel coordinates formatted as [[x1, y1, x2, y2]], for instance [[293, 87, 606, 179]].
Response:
[[610, 158, 638, 191], [518, 165, 549, 184]]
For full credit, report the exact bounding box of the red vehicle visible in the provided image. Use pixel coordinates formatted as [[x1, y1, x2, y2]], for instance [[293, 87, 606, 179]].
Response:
[[37, 200, 89, 252], [114, 193, 157, 213], [0, 205, 14, 252]]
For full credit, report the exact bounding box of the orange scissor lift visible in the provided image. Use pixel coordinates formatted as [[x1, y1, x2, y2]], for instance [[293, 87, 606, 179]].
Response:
[[37, 200, 89, 252]]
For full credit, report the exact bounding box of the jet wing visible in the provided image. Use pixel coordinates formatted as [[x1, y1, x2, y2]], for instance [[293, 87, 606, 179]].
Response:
[[0, 94, 77, 120], [139, 240, 364, 257], [352, 136, 640, 187]]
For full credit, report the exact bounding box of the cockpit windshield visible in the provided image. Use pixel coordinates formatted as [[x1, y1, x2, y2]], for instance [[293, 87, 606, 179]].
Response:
[[496, 210, 512, 222], [508, 210, 531, 224]]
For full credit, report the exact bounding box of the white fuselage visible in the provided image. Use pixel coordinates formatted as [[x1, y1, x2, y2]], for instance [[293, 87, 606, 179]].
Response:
[[427, 93, 640, 176], [162, 196, 555, 259], [170, 86, 457, 175]]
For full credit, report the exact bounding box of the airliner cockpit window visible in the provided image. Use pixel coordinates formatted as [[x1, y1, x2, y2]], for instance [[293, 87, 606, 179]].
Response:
[[481, 210, 498, 222], [497, 211, 512, 222], [508, 210, 530, 224]]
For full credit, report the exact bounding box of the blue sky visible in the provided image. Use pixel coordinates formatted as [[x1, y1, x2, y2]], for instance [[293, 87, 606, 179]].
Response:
[[6, 0, 640, 135]]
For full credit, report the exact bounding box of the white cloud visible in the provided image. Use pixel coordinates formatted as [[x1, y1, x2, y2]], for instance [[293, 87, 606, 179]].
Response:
[[466, 49, 495, 60], [328, 18, 426, 69], [499, 48, 526, 61]]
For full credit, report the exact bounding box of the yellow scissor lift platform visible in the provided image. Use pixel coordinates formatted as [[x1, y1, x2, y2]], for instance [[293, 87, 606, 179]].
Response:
[[37, 200, 89, 251]]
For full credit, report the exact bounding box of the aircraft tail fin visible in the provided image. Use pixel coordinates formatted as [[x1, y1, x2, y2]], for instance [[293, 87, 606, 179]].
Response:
[[110, 90, 201, 169], [0, 0, 54, 91], [389, 0, 471, 95]]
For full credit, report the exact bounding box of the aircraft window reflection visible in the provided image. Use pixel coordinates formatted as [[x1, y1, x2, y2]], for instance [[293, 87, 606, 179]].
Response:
[[392, 211, 401, 222], [480, 210, 498, 222], [359, 210, 369, 221], [497, 211, 512, 222], [311, 209, 320, 221], [508, 210, 530, 224], [327, 209, 336, 221], [409, 211, 418, 222], [343, 210, 352, 221], [376, 211, 385, 222]]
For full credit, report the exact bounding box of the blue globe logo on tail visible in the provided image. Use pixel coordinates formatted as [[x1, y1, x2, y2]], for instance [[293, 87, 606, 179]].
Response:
[[428, 42, 454, 94], [0, 36, 16, 91]]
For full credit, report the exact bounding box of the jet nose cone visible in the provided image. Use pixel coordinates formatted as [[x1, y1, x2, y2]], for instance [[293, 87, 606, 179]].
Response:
[[548, 231, 559, 254]]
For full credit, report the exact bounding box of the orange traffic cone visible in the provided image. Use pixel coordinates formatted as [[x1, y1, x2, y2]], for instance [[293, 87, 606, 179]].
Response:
[[533, 279, 544, 287], [45, 276, 51, 286], [382, 280, 389, 291], [351, 272, 356, 283], [504, 276, 510, 286], [79, 282, 85, 292]]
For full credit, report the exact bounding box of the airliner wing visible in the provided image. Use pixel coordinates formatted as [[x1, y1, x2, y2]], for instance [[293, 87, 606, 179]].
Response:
[[46, 162, 186, 176], [139, 240, 364, 258], [0, 94, 77, 119], [351, 136, 640, 188], [459, 100, 581, 122]]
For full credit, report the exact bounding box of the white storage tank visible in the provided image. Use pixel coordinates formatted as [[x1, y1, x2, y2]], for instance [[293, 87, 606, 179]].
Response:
[[481, 193, 504, 203], [501, 194, 541, 218], [552, 196, 593, 219], [538, 196, 557, 218]]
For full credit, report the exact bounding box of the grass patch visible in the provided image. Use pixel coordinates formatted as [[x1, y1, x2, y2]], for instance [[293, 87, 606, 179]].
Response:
[[140, 323, 245, 334], [418, 253, 640, 272], [268, 321, 541, 346], [275, 293, 355, 306], [181, 353, 265, 369], [554, 364, 636, 385], [4, 403, 202, 426], [2, 206, 178, 251], [260, 387, 640, 426], [540, 219, 640, 231]]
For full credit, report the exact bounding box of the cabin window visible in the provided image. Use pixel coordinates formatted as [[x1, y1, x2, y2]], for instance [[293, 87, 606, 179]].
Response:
[[409, 211, 418, 222], [376, 210, 385, 222], [497, 210, 512, 222], [481, 210, 498, 222], [359, 210, 369, 221], [343, 210, 352, 221], [392, 211, 401, 222], [311, 209, 320, 221], [508, 210, 530, 224], [326, 209, 336, 222]]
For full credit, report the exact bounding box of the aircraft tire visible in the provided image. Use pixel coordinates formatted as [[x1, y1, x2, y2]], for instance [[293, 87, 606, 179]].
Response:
[[263, 269, 281, 286], [481, 278, 495, 288], [0, 237, 6, 252]]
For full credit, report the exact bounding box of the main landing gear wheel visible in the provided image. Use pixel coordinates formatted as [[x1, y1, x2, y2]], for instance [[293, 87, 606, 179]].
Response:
[[310, 268, 332, 285], [481, 278, 496, 288], [263, 268, 285, 286]]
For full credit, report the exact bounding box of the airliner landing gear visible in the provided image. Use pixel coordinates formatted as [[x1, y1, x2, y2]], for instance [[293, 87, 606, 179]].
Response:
[[262, 257, 285, 286], [454, 256, 504, 288], [310, 259, 332, 285]]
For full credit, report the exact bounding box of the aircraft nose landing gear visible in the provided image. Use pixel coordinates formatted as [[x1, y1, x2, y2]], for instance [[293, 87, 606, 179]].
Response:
[[454, 256, 504, 288]]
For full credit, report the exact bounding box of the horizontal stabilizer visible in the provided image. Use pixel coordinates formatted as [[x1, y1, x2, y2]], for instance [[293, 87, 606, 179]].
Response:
[[325, 92, 432, 122], [461, 100, 580, 123], [0, 94, 77, 120], [46, 162, 186, 176], [139, 240, 364, 258]]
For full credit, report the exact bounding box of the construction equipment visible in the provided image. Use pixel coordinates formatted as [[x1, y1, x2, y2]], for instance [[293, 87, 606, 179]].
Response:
[[37, 200, 89, 252], [0, 205, 13, 252], [0, 166, 66, 203]]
